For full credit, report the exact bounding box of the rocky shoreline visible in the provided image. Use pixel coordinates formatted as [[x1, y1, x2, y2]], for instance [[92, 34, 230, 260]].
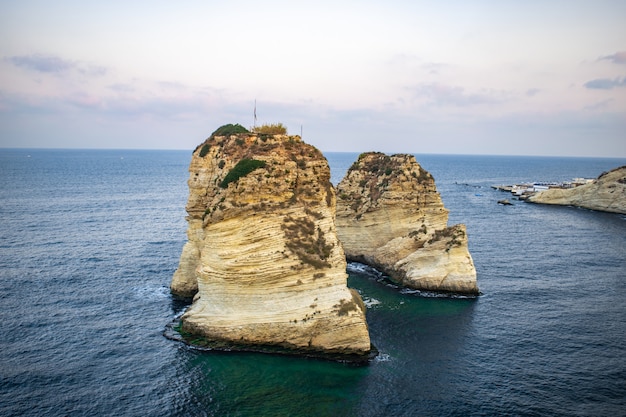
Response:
[[163, 318, 378, 364], [527, 166, 626, 214], [491, 178, 594, 201], [493, 165, 625, 214]]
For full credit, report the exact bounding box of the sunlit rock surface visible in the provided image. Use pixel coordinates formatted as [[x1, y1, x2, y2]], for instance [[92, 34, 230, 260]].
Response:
[[171, 130, 370, 358], [528, 166, 626, 214], [336, 152, 478, 294]]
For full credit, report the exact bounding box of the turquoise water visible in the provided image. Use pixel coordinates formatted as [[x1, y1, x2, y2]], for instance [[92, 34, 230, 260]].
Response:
[[1, 149, 625, 416]]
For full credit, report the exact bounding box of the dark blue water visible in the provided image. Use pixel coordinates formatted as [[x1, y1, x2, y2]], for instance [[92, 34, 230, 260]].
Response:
[[1, 149, 625, 417]]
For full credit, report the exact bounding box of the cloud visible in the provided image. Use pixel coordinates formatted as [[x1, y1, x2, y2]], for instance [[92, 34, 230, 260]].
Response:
[[526, 88, 541, 97], [0, 79, 221, 125], [76, 64, 107, 77], [408, 83, 505, 107], [598, 51, 626, 65], [584, 99, 613, 111], [108, 83, 135, 93], [60, 92, 213, 121], [7, 54, 74, 73], [387, 54, 452, 76], [583, 77, 626, 90], [2, 87, 625, 157], [420, 62, 448, 75], [5, 54, 107, 77]]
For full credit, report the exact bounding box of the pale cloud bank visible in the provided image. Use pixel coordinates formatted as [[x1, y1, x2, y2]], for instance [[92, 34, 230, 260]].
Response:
[[1, 1, 625, 157], [598, 51, 626, 65], [6, 54, 107, 77], [408, 83, 508, 108], [584, 77, 626, 90]]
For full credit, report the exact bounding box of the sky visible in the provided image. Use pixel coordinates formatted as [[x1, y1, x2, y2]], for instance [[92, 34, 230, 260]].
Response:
[[1, 0, 625, 157]]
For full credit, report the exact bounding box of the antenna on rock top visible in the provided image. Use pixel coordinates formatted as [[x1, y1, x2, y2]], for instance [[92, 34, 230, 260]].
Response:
[[253, 99, 257, 128]]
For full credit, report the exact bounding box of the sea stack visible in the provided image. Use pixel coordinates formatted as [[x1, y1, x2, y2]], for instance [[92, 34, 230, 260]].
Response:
[[527, 166, 626, 214], [335, 152, 478, 295], [171, 125, 370, 359]]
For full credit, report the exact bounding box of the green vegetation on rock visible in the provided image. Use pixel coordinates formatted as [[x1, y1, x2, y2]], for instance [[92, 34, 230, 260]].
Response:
[[219, 159, 266, 188], [196, 123, 250, 157], [199, 144, 211, 157], [211, 123, 249, 138]]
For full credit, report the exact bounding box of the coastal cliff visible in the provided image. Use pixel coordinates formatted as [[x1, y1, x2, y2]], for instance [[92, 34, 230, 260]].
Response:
[[171, 126, 370, 358], [335, 152, 478, 294], [527, 166, 626, 214]]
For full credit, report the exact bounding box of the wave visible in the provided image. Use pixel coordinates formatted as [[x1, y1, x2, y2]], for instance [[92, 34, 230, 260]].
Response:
[[362, 297, 381, 308], [147, 240, 177, 245], [349, 261, 477, 299], [399, 288, 477, 299], [131, 285, 170, 301], [347, 262, 383, 277]]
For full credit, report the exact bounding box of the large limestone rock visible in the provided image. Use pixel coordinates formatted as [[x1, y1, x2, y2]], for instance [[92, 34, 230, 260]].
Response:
[[336, 152, 478, 294], [171, 129, 370, 358], [528, 166, 626, 214]]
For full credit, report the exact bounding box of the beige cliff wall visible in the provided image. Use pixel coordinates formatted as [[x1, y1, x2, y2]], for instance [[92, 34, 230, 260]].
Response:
[[171, 131, 370, 357], [336, 152, 478, 294], [528, 166, 626, 214]]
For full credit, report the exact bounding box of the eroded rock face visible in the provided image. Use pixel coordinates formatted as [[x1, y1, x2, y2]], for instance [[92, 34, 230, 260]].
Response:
[[336, 152, 478, 294], [171, 132, 370, 358], [528, 166, 626, 214]]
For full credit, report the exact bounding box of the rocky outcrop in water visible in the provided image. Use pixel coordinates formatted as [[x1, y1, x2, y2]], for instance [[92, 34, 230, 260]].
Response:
[[171, 127, 370, 359], [335, 152, 478, 294], [527, 166, 626, 214]]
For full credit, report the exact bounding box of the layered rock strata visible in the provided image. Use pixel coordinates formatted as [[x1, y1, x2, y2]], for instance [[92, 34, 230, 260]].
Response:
[[171, 130, 370, 358], [527, 166, 626, 214], [336, 152, 478, 294]]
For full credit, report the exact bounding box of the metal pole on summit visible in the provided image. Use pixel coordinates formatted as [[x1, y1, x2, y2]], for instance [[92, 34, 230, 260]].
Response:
[[254, 99, 257, 128]]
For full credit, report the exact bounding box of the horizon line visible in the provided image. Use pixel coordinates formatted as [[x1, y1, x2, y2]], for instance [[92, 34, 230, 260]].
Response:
[[1, 146, 625, 160]]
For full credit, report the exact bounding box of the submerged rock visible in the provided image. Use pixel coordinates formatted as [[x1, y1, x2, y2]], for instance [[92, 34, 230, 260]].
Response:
[[335, 152, 478, 295], [527, 166, 626, 214], [171, 128, 370, 359]]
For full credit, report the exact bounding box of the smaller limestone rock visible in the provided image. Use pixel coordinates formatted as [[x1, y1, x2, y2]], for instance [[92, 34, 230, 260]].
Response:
[[336, 152, 478, 295], [395, 224, 477, 293]]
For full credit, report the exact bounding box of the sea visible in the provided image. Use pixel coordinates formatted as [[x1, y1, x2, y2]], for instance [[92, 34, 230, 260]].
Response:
[[1, 149, 625, 417]]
